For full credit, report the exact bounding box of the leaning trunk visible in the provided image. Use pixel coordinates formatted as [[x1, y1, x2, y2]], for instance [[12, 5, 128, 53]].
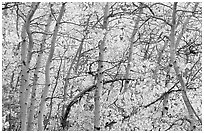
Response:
[[169, 2, 198, 130]]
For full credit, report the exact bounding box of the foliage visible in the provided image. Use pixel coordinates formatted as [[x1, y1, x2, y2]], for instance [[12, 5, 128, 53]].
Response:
[[1, 2, 202, 131]]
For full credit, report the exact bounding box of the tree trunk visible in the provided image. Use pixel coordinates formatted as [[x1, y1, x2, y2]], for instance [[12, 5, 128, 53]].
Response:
[[27, 12, 52, 131], [169, 2, 199, 130], [62, 16, 91, 118], [175, 3, 199, 49], [44, 57, 63, 130], [74, 15, 91, 73], [62, 35, 86, 117], [19, 2, 39, 131], [94, 2, 109, 131], [153, 40, 168, 82], [38, 3, 66, 131], [122, 3, 143, 94]]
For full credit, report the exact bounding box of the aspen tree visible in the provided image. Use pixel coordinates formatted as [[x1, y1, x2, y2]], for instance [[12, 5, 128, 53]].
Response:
[[38, 3, 66, 130], [94, 3, 109, 131], [162, 93, 169, 116], [62, 16, 91, 117], [153, 40, 168, 83], [45, 57, 63, 130], [74, 15, 91, 73], [62, 45, 78, 117], [62, 32, 88, 116], [19, 13, 27, 132], [27, 13, 52, 131], [122, 3, 143, 94], [19, 2, 39, 131], [162, 3, 199, 119], [169, 2, 199, 130], [175, 3, 199, 49]]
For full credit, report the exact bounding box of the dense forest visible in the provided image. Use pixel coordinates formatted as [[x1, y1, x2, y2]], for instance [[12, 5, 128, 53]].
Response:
[[2, 2, 202, 131]]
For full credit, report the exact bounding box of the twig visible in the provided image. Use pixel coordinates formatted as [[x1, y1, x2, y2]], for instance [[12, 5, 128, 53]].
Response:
[[144, 82, 179, 108]]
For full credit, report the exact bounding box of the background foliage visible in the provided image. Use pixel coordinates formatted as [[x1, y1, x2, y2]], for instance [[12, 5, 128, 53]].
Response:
[[2, 2, 202, 131]]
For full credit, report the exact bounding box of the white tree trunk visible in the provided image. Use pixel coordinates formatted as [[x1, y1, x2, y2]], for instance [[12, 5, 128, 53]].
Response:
[[37, 3, 66, 131], [20, 21, 27, 131], [169, 2, 199, 130], [62, 21, 90, 117], [19, 2, 39, 130], [94, 2, 109, 131], [27, 13, 52, 131], [122, 3, 143, 94]]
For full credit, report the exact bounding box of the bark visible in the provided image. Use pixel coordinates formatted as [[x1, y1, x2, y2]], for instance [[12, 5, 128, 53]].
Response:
[[169, 2, 199, 130], [27, 13, 52, 131], [162, 93, 169, 116], [62, 20, 90, 117], [122, 3, 143, 94], [161, 40, 170, 117], [61, 78, 135, 129], [61, 53, 76, 117], [175, 3, 199, 49], [153, 40, 168, 83], [19, 23, 27, 129], [94, 3, 109, 131], [44, 57, 63, 130], [74, 15, 91, 73], [38, 3, 66, 131], [61, 42, 82, 118], [19, 2, 39, 131]]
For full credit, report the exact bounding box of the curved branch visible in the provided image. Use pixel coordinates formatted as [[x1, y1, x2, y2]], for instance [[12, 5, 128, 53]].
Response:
[[61, 78, 135, 129]]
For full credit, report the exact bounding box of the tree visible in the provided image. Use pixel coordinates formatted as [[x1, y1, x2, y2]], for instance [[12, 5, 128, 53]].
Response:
[[61, 14, 92, 120], [94, 2, 109, 130], [122, 2, 143, 94], [2, 2, 202, 131], [19, 2, 40, 130], [38, 3, 66, 130], [169, 2, 200, 131], [27, 12, 52, 131]]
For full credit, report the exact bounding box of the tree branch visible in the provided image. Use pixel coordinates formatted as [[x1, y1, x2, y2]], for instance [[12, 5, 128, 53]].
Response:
[[61, 78, 135, 129]]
